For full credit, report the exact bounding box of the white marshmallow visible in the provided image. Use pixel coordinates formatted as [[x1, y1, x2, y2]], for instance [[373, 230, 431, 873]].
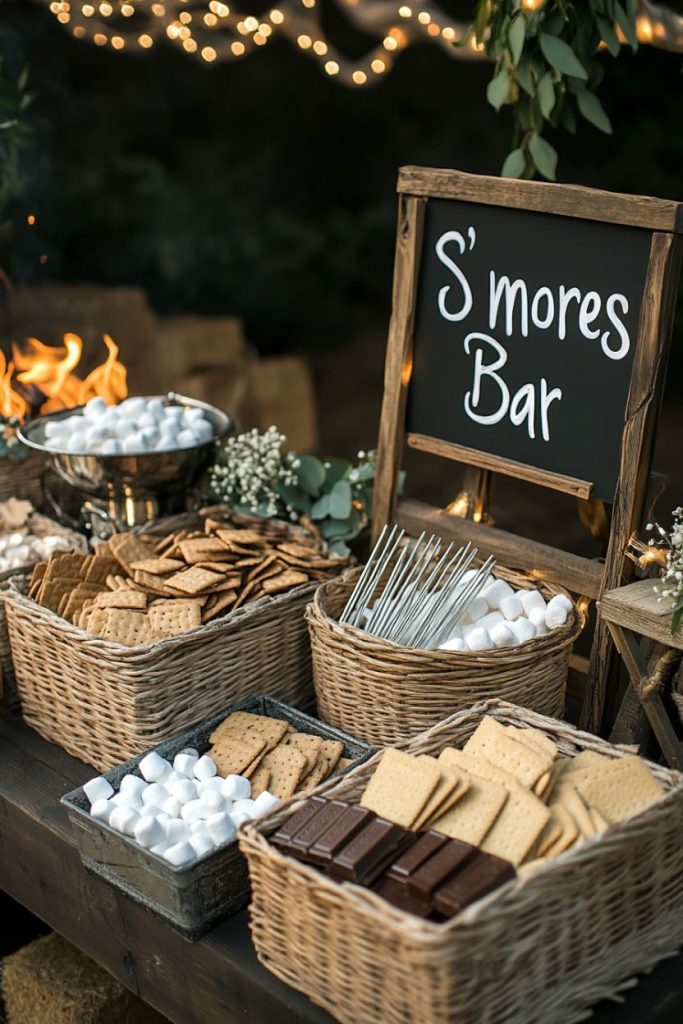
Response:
[[114, 418, 136, 438], [156, 811, 171, 823], [163, 841, 196, 867], [141, 782, 170, 808], [233, 798, 256, 819], [184, 406, 208, 425], [511, 617, 537, 643], [83, 776, 114, 805], [155, 437, 175, 451], [439, 636, 465, 652], [189, 831, 215, 859], [231, 810, 253, 829], [529, 607, 549, 635], [198, 776, 225, 793], [45, 419, 69, 439], [179, 747, 199, 757], [461, 596, 488, 623], [193, 754, 217, 781], [190, 819, 209, 834], [163, 769, 185, 787], [150, 841, 168, 857], [140, 426, 160, 447], [146, 398, 165, 419], [138, 411, 158, 429], [164, 819, 190, 844], [461, 622, 478, 640], [90, 798, 114, 823], [134, 815, 166, 849], [112, 790, 143, 812], [481, 578, 515, 609], [162, 796, 183, 818], [122, 432, 147, 454], [192, 419, 214, 443], [200, 789, 224, 815], [476, 611, 504, 632], [176, 428, 199, 448], [85, 425, 110, 446], [252, 792, 281, 818], [180, 799, 205, 823], [109, 806, 139, 836], [499, 594, 524, 621], [207, 811, 237, 845], [163, 405, 184, 422], [84, 396, 108, 419], [119, 396, 147, 417], [546, 594, 571, 629], [222, 775, 251, 801], [101, 438, 122, 455], [465, 627, 494, 652], [119, 773, 146, 796], [173, 752, 198, 778], [66, 431, 87, 452], [167, 778, 197, 804], [519, 589, 547, 617], [490, 622, 515, 648], [139, 751, 171, 783]]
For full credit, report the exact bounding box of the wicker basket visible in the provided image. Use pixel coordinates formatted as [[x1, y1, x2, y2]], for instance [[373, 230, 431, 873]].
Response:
[[240, 699, 683, 1024], [0, 514, 88, 712], [308, 566, 583, 745], [4, 511, 337, 770], [0, 450, 47, 509]]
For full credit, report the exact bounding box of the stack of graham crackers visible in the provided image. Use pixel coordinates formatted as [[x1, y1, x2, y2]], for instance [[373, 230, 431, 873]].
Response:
[[360, 717, 666, 868], [207, 710, 353, 800], [26, 517, 343, 647]]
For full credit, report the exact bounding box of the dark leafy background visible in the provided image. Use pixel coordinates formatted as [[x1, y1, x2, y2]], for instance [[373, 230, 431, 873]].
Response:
[[0, 0, 681, 380]]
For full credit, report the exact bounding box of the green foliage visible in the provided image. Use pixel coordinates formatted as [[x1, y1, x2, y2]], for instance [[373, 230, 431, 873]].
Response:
[[471, 0, 636, 180], [0, 416, 28, 461], [0, 59, 33, 222]]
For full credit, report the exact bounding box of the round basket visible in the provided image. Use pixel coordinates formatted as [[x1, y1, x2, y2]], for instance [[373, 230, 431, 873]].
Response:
[[307, 565, 585, 745]]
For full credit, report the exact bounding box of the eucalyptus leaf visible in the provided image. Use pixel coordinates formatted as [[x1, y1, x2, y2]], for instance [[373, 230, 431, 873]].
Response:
[[329, 539, 351, 558], [322, 456, 351, 490], [516, 58, 535, 96], [543, 10, 566, 35], [473, 0, 492, 43], [329, 479, 352, 519], [295, 453, 326, 497], [509, 14, 526, 66], [576, 88, 612, 133], [310, 493, 331, 520], [561, 102, 577, 133], [501, 148, 526, 178], [539, 33, 588, 80], [614, 0, 638, 49], [486, 67, 511, 111], [538, 72, 556, 118], [672, 594, 683, 634], [277, 482, 312, 514], [528, 133, 558, 181], [596, 16, 620, 56]]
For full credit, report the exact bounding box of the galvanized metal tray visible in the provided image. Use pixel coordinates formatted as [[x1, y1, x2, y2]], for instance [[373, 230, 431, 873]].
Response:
[[62, 694, 373, 941]]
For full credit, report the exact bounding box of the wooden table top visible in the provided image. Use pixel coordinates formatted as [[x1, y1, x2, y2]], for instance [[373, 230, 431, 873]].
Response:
[[0, 713, 681, 1024], [600, 579, 683, 651]]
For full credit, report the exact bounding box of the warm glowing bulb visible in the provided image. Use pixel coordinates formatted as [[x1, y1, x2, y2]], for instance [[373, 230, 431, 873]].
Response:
[[297, 34, 312, 48], [243, 15, 258, 30], [179, 10, 192, 23], [204, 12, 217, 24], [352, 69, 367, 84], [121, 3, 134, 15], [138, 33, 153, 47], [166, 21, 181, 38], [81, 2, 94, 13], [301, 0, 315, 7], [259, 23, 272, 36], [371, 58, 386, 73], [442, 26, 457, 41], [231, 40, 245, 54], [111, 35, 125, 49], [57, 11, 70, 22], [253, 32, 267, 45], [151, 3, 165, 15], [324, 59, 339, 75], [427, 23, 440, 36], [27, 214, 36, 225], [94, 31, 107, 44], [183, 37, 197, 52], [99, 1, 112, 15], [398, 5, 411, 16], [417, 11, 430, 23], [383, 36, 398, 50], [636, 16, 653, 41], [73, 24, 85, 37], [270, 8, 284, 23], [202, 46, 217, 61]]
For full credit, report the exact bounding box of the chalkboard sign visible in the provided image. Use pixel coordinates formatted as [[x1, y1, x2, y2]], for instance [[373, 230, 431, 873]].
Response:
[[372, 166, 682, 733], [407, 199, 652, 501]]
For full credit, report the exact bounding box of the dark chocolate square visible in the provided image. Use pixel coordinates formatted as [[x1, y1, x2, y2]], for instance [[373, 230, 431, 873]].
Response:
[[407, 838, 477, 898], [434, 850, 515, 918]]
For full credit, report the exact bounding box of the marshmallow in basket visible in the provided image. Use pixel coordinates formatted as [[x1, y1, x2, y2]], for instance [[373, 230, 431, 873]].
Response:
[[439, 575, 573, 653], [83, 749, 280, 867], [43, 396, 215, 456]]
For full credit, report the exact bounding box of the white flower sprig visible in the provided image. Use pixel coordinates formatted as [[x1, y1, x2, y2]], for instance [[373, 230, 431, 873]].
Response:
[[209, 425, 298, 519], [650, 507, 683, 633]]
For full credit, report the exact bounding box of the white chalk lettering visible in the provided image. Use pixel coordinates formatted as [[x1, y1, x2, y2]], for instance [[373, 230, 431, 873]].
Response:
[[488, 273, 529, 338], [557, 286, 582, 340], [579, 291, 601, 340], [601, 293, 630, 360], [463, 333, 510, 425], [435, 231, 473, 322]]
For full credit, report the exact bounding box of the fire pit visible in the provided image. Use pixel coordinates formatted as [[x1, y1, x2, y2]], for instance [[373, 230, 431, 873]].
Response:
[[19, 394, 235, 534]]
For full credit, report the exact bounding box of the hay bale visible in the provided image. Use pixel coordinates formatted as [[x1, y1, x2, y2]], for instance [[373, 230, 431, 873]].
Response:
[[1, 933, 167, 1024]]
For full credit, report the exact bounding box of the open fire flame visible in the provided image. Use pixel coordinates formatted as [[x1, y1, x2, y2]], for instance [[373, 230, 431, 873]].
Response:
[[0, 334, 128, 421]]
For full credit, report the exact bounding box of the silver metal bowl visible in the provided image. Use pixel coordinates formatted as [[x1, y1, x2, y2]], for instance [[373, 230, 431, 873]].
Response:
[[18, 393, 235, 530]]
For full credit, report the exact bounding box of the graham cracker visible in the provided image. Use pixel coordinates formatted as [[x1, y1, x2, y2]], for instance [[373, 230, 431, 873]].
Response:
[[164, 566, 224, 595], [249, 764, 271, 799], [439, 747, 519, 791], [259, 745, 308, 799], [430, 771, 508, 845], [101, 608, 156, 647], [299, 740, 344, 791], [551, 783, 596, 838], [85, 554, 120, 585], [210, 712, 289, 752], [262, 569, 309, 594], [464, 717, 551, 787], [543, 804, 579, 858], [179, 538, 235, 564], [480, 785, 550, 866], [202, 590, 238, 622], [506, 725, 558, 763], [209, 734, 267, 777], [413, 766, 468, 832], [573, 755, 665, 825], [109, 533, 154, 573], [360, 749, 441, 829], [281, 733, 323, 775], [148, 600, 203, 637], [129, 557, 185, 575], [28, 561, 47, 600], [95, 590, 148, 610]]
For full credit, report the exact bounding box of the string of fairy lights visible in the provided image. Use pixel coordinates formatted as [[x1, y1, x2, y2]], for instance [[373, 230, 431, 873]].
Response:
[[41, 0, 683, 85]]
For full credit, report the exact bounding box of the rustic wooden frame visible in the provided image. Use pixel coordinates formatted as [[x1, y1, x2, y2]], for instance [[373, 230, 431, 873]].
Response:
[[372, 166, 682, 734]]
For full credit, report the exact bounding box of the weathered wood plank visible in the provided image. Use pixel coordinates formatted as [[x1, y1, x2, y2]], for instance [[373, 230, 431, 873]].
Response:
[[600, 580, 683, 650], [395, 498, 603, 598], [372, 194, 426, 541], [406, 433, 593, 499], [398, 166, 683, 233]]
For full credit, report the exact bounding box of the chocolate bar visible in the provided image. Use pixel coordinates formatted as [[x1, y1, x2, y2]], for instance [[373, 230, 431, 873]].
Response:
[[372, 875, 434, 919], [433, 850, 515, 918], [308, 804, 376, 866], [330, 816, 413, 886], [269, 796, 328, 856], [387, 831, 449, 882], [407, 838, 477, 898]]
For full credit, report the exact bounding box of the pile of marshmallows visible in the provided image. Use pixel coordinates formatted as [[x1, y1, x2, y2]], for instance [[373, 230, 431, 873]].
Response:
[[439, 574, 574, 653], [43, 396, 215, 456], [0, 531, 72, 574], [83, 748, 280, 867]]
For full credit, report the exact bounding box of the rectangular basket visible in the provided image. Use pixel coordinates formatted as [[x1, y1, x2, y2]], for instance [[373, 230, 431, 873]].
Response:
[[239, 699, 683, 1024], [5, 574, 320, 770], [61, 695, 373, 940]]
